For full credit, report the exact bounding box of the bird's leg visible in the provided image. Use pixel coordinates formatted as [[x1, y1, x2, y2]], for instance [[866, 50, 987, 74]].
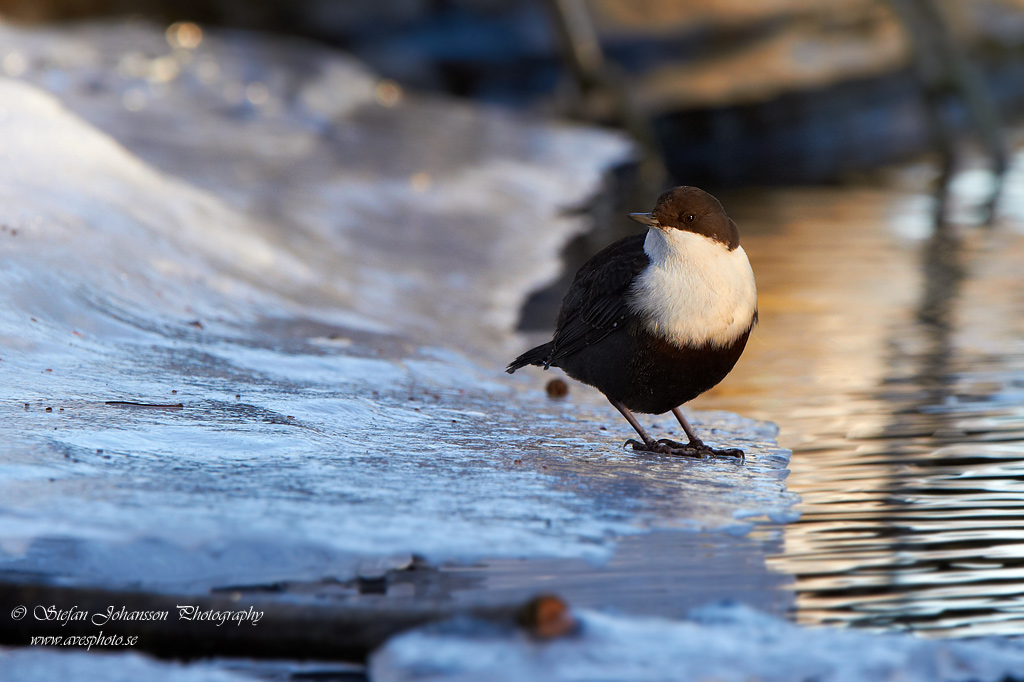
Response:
[[671, 407, 701, 443], [609, 399, 702, 458], [661, 407, 744, 461], [608, 398, 658, 450]]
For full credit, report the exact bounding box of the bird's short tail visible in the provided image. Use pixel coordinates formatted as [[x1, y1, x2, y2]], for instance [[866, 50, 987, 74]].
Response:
[[506, 342, 554, 374]]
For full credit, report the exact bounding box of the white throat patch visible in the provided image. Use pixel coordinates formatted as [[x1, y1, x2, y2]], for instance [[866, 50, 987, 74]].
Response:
[[630, 228, 757, 348]]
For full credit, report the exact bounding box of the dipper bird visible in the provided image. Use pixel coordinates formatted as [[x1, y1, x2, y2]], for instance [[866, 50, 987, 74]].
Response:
[[507, 186, 757, 459]]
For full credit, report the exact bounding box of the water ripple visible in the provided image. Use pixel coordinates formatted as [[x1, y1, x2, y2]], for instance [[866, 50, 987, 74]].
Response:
[[701, 182, 1024, 636]]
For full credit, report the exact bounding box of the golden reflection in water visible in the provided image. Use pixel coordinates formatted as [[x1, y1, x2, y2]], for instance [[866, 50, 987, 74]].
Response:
[[691, 179, 1024, 636]]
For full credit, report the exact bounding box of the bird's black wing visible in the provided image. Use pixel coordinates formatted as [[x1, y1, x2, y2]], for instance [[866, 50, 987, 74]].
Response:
[[545, 233, 649, 366]]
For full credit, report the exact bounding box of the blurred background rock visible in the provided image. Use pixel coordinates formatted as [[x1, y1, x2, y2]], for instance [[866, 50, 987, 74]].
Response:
[[2, 0, 1023, 186]]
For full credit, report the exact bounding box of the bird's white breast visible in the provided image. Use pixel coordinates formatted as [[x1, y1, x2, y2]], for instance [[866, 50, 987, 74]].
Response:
[[629, 228, 757, 348]]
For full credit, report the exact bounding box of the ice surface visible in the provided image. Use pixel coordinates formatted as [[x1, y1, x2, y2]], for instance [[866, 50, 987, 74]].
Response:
[[370, 602, 1024, 682], [0, 21, 631, 357], [0, 24, 793, 595]]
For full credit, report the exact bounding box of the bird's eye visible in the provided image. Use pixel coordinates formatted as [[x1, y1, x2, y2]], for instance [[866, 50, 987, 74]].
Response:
[[683, 213, 696, 223]]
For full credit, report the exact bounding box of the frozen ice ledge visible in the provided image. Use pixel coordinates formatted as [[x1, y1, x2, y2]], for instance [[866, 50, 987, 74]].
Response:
[[371, 602, 1024, 682], [0, 23, 794, 595]]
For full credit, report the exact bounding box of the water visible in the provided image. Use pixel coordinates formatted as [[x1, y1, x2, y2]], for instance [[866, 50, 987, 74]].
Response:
[[699, 173, 1024, 636]]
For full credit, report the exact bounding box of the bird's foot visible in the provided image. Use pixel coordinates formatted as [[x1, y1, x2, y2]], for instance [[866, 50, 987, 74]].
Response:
[[626, 438, 744, 463], [662, 438, 745, 462], [624, 438, 678, 456]]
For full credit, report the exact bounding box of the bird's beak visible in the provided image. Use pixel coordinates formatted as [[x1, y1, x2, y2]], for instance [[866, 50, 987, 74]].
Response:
[[628, 212, 661, 229]]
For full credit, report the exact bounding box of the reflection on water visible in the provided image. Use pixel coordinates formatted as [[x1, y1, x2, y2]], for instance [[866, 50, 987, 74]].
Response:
[[697, 167, 1024, 636]]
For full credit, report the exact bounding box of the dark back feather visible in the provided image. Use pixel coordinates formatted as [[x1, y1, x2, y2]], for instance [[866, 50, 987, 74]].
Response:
[[544, 232, 649, 367]]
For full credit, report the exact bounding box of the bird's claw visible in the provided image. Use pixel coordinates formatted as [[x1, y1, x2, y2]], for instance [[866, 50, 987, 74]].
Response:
[[661, 438, 745, 462], [624, 439, 683, 456], [626, 438, 745, 463], [711, 447, 744, 463]]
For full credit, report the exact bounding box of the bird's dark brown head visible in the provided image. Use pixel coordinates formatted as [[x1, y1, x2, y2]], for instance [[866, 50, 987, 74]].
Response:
[[629, 186, 739, 250]]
